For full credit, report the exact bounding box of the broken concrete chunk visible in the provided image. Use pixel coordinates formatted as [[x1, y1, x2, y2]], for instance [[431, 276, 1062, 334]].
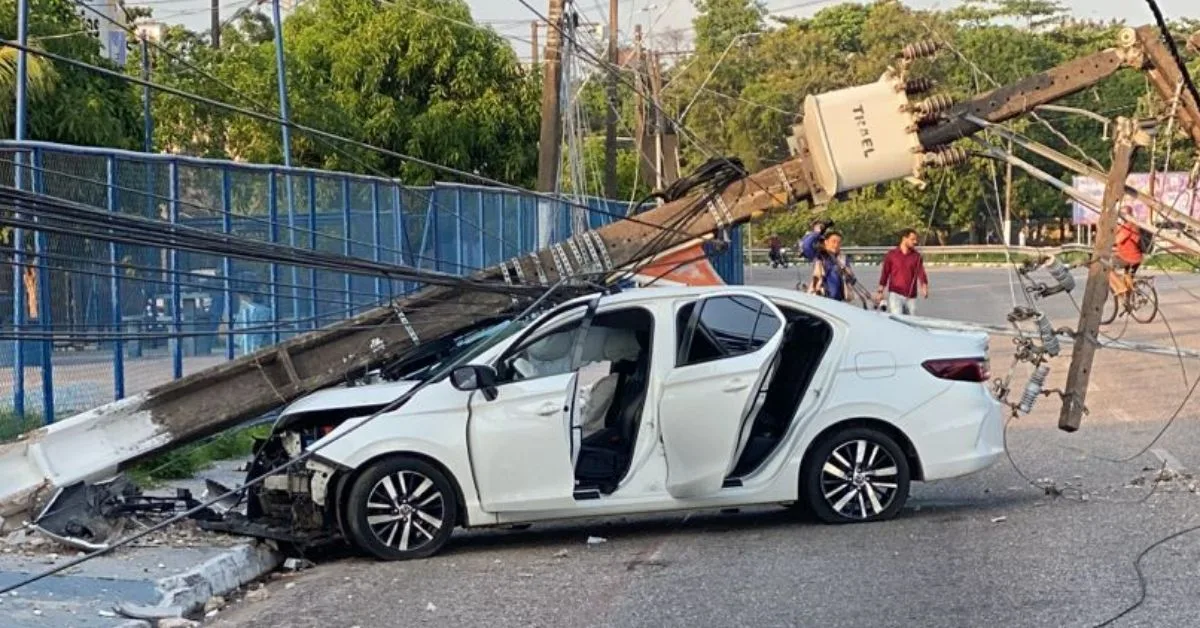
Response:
[[158, 619, 200, 628], [244, 586, 270, 603], [4, 529, 26, 545], [203, 596, 226, 614], [586, 536, 607, 545], [283, 557, 314, 571], [114, 603, 185, 620]]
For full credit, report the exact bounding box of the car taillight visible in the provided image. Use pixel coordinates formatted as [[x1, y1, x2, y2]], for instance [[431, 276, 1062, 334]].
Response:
[[922, 357, 989, 382]]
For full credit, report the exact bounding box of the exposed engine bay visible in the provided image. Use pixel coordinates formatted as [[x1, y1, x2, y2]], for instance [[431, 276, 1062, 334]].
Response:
[[197, 315, 516, 551]]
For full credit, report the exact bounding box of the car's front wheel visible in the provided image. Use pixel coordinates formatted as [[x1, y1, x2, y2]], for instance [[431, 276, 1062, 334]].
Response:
[[803, 427, 911, 524], [344, 456, 459, 560]]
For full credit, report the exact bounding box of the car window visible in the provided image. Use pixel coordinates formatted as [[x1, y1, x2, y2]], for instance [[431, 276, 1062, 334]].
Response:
[[497, 321, 583, 383], [677, 295, 781, 367]]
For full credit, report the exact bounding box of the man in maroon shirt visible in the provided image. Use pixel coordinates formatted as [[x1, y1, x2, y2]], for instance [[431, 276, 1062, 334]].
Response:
[[875, 228, 929, 315]]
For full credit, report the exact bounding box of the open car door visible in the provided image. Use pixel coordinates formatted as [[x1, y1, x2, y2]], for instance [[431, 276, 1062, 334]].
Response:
[[658, 292, 786, 499]]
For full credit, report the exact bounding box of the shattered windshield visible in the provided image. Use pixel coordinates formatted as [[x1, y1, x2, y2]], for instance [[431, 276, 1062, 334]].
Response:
[[391, 320, 516, 382]]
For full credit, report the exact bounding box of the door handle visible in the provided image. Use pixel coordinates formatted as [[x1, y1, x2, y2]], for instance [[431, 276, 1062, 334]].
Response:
[[722, 379, 749, 393], [522, 401, 561, 416]]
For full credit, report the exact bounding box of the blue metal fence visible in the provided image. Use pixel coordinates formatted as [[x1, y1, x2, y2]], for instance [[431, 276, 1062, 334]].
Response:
[[0, 141, 743, 426]]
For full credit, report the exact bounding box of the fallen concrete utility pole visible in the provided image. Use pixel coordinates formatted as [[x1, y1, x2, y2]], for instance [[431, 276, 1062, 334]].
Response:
[[0, 25, 1195, 526]]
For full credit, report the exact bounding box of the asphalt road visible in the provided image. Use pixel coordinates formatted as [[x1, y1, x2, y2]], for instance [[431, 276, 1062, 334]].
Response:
[[209, 266, 1200, 628]]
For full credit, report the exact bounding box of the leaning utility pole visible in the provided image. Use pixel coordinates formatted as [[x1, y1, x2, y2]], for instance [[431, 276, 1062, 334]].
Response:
[[632, 25, 656, 191], [210, 0, 220, 48], [530, 20, 539, 66], [1059, 117, 1141, 432], [647, 50, 679, 188], [535, 0, 565, 247], [603, 0, 619, 199]]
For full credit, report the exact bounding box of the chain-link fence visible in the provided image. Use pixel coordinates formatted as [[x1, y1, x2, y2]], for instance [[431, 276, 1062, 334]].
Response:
[[0, 141, 744, 430]]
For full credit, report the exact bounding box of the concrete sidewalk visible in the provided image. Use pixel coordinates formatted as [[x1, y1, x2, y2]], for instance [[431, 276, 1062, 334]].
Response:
[[0, 459, 282, 627]]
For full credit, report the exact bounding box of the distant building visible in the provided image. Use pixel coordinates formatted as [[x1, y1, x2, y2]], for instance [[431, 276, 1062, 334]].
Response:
[[75, 0, 127, 65]]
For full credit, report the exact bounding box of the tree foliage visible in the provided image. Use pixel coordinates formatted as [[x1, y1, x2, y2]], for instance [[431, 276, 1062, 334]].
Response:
[[3, 0, 1198, 250], [0, 0, 140, 148]]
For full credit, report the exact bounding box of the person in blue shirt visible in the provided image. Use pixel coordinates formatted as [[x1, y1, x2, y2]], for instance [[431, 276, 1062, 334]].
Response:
[[805, 230, 855, 303], [799, 218, 834, 262]]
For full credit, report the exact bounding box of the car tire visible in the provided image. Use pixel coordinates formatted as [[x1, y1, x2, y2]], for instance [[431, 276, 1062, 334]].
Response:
[[802, 427, 911, 524], [344, 456, 459, 560]]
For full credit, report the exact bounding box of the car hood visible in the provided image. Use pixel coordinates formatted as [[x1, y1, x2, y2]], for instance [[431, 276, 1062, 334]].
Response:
[[279, 380, 421, 417]]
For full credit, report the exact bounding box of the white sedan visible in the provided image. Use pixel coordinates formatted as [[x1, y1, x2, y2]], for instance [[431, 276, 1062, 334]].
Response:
[[248, 286, 1005, 560]]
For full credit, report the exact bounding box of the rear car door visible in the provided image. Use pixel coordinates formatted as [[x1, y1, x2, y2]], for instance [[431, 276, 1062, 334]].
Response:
[[657, 293, 786, 498]]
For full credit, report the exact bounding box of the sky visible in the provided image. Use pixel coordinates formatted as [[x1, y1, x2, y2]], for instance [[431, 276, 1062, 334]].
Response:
[[156, 0, 1198, 57]]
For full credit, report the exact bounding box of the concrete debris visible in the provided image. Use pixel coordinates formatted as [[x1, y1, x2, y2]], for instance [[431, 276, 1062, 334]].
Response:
[[98, 609, 118, 618], [158, 618, 200, 628], [426, 602, 437, 612], [586, 536, 607, 545], [115, 603, 185, 620], [244, 585, 270, 603], [4, 528, 26, 545], [283, 557, 314, 571], [284, 582, 296, 590], [203, 596, 225, 614], [553, 549, 569, 558], [991, 516, 1007, 523]]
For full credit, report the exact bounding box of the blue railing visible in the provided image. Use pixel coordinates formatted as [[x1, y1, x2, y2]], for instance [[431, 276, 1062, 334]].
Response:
[[0, 141, 743, 426]]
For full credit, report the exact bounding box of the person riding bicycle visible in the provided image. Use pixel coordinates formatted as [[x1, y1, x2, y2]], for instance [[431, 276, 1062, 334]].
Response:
[[1109, 206, 1145, 296]]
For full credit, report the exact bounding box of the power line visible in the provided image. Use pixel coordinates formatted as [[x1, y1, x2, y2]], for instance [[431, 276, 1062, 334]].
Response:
[[0, 38, 689, 239], [0, 185, 533, 295], [68, 0, 686, 243]]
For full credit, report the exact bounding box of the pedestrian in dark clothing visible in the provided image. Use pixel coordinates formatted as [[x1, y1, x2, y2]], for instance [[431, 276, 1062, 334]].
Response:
[[875, 228, 929, 315]]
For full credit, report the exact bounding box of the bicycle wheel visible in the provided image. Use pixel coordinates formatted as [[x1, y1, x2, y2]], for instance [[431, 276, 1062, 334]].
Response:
[[1130, 279, 1158, 324], [1099, 291, 1119, 325]]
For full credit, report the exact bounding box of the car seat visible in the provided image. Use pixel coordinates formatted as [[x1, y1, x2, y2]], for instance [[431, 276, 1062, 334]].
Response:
[[574, 330, 649, 492]]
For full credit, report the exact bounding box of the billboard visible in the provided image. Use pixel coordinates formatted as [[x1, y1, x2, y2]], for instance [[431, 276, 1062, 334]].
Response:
[[1070, 172, 1200, 225], [76, 0, 128, 66]]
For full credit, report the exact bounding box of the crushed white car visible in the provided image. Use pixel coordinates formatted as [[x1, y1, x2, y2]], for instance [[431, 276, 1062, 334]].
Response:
[[207, 286, 1005, 559]]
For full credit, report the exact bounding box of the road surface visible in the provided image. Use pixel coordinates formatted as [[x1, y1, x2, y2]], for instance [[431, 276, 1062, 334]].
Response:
[[207, 266, 1200, 628]]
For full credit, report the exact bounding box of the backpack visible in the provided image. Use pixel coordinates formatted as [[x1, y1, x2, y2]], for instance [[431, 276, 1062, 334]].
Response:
[[1138, 228, 1154, 254]]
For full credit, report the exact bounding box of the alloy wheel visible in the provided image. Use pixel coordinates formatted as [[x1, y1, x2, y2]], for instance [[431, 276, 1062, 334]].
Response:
[[819, 439, 900, 520], [364, 470, 445, 552]]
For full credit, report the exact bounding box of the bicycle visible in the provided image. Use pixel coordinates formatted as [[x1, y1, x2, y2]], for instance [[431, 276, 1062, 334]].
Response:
[[1100, 275, 1158, 325]]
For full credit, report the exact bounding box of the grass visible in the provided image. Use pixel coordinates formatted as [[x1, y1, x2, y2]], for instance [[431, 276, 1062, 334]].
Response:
[[0, 411, 45, 442], [126, 423, 272, 487]]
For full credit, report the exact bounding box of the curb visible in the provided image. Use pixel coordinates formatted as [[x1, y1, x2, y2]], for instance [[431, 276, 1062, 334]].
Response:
[[116, 541, 283, 624]]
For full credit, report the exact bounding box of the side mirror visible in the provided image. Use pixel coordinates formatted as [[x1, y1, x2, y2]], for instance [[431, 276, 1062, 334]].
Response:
[[450, 365, 498, 400]]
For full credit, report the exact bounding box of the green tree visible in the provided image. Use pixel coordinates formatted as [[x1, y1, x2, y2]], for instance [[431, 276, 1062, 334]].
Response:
[[0, 0, 140, 148], [148, 0, 541, 188]]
